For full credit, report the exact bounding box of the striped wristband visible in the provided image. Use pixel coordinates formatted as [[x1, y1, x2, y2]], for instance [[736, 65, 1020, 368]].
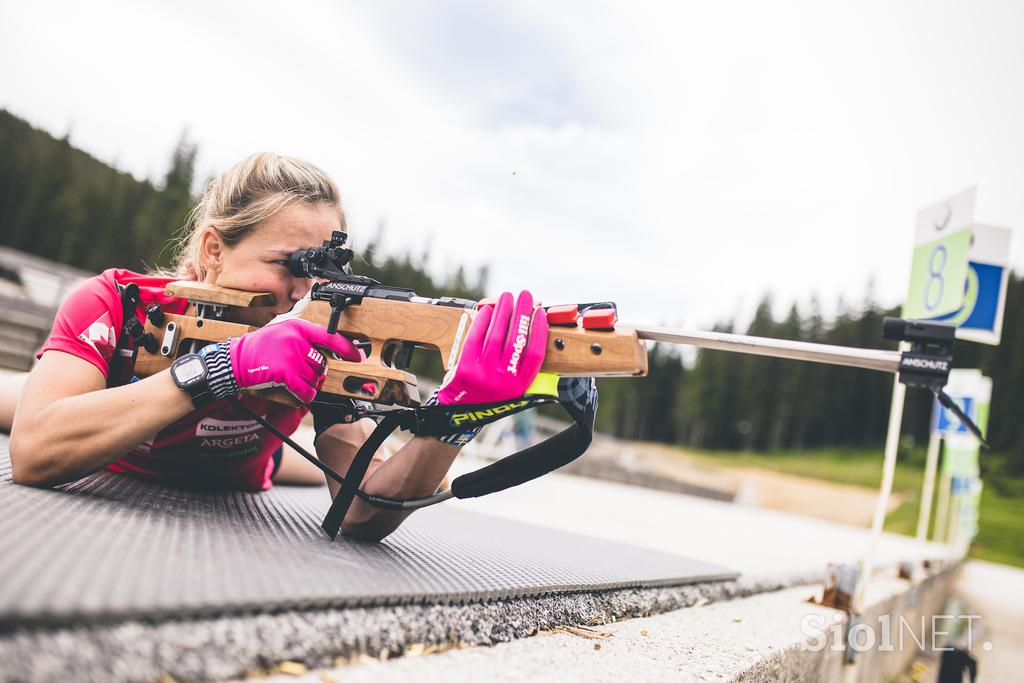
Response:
[[424, 389, 482, 447], [197, 341, 239, 399]]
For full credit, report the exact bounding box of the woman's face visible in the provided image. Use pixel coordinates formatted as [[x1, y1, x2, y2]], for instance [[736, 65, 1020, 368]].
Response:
[[202, 202, 342, 326]]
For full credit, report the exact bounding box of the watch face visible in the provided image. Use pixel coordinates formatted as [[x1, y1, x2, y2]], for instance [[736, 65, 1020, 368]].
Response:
[[175, 357, 206, 384]]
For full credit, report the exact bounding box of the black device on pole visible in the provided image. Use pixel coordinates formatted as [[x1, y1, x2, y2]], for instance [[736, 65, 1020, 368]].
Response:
[[883, 317, 989, 447]]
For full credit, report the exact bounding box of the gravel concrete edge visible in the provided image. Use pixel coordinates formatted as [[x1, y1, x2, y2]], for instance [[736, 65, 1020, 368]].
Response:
[[0, 573, 817, 683]]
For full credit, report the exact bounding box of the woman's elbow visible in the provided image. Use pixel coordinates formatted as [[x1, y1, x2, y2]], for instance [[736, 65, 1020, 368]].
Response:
[[9, 432, 53, 487], [10, 467, 53, 488], [8, 428, 72, 488]]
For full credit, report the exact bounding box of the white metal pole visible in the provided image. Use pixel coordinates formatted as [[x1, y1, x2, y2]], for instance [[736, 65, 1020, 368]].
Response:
[[915, 432, 943, 544], [948, 496, 962, 550], [631, 325, 902, 374], [853, 345, 909, 612], [934, 470, 951, 543]]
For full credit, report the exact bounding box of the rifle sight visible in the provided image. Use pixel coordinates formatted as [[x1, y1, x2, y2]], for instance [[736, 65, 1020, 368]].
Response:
[[287, 230, 354, 280]]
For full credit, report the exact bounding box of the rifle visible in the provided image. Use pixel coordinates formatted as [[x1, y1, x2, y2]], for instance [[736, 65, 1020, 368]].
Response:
[[126, 231, 983, 538]]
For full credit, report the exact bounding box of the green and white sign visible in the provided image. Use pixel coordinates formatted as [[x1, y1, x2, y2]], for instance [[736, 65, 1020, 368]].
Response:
[[903, 188, 975, 319]]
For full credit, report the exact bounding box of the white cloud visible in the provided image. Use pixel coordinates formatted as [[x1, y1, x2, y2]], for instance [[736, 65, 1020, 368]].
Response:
[[2, 0, 1022, 333]]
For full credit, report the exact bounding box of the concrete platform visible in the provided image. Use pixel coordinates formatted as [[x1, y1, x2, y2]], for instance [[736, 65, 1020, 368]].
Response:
[[268, 573, 957, 683]]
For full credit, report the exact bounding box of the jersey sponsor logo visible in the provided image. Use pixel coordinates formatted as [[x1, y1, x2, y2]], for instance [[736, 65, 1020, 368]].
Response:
[[77, 312, 116, 356], [198, 436, 262, 458], [199, 432, 262, 450], [195, 417, 262, 437], [196, 417, 264, 455]]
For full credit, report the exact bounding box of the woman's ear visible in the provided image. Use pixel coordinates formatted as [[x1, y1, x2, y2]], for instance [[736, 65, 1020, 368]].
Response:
[[197, 228, 224, 280]]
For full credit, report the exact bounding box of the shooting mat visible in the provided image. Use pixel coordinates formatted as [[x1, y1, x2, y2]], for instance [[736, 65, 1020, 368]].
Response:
[[0, 437, 736, 628]]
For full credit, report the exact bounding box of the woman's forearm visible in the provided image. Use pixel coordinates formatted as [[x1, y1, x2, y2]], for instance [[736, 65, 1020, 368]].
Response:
[[317, 430, 459, 542], [10, 370, 194, 486], [0, 372, 28, 432]]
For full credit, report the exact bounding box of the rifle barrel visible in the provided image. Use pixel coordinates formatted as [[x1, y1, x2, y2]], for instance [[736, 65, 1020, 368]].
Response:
[[630, 324, 902, 374]]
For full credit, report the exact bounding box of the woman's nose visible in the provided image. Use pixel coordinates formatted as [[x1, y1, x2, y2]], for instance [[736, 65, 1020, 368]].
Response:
[[289, 277, 312, 304]]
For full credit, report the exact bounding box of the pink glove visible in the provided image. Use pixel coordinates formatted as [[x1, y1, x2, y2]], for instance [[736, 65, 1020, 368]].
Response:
[[437, 290, 548, 405], [229, 319, 362, 403]]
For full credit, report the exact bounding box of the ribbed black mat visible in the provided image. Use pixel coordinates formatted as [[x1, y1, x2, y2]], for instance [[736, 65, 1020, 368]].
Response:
[[0, 438, 735, 628]]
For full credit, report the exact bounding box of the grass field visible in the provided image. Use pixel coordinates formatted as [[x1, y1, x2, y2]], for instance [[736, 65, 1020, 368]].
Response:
[[680, 446, 1024, 569]]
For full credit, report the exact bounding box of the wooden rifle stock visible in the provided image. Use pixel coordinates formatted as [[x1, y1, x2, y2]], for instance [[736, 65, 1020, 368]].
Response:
[[133, 281, 649, 406]]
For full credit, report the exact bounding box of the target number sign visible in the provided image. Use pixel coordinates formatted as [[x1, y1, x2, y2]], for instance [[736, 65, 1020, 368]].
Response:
[[903, 188, 975, 319]]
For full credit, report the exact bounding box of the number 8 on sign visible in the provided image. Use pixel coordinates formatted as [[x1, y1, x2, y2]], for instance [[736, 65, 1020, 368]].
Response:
[[926, 244, 947, 311], [903, 228, 971, 320]]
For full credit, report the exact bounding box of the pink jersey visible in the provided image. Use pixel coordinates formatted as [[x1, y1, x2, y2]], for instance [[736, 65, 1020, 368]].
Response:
[[36, 268, 307, 491]]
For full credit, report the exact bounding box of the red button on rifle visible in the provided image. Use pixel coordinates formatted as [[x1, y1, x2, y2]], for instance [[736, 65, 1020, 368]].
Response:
[[546, 304, 579, 326], [582, 308, 617, 331]]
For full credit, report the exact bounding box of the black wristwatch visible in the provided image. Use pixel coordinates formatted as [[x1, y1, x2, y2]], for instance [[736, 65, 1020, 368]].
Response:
[[170, 353, 215, 408]]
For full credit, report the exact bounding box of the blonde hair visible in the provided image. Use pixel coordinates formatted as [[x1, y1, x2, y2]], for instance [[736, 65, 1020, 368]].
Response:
[[171, 152, 344, 280]]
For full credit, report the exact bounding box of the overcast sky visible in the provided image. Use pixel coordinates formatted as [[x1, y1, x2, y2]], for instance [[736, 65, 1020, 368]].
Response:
[[2, 0, 1022, 330]]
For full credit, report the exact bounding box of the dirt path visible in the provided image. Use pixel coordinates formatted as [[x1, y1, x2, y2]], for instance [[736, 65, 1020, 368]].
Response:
[[622, 442, 902, 527]]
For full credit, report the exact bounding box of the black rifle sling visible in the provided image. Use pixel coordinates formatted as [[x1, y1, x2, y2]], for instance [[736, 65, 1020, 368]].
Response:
[[236, 384, 596, 540], [450, 378, 597, 498], [320, 411, 407, 538], [450, 419, 591, 498]]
